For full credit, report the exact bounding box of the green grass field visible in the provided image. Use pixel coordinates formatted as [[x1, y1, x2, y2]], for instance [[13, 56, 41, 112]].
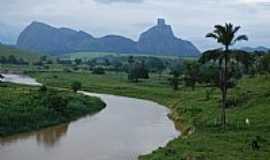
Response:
[[0, 83, 105, 137], [60, 51, 198, 61], [60, 52, 118, 60], [30, 71, 270, 160]]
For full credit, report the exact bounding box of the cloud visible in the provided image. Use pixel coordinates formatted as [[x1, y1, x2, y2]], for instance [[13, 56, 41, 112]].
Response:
[[94, 0, 144, 3], [0, 0, 269, 50], [239, 0, 270, 3]]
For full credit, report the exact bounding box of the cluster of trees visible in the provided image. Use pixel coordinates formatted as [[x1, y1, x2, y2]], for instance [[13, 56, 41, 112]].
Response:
[[169, 60, 226, 91], [150, 49, 270, 94], [55, 55, 169, 79], [200, 49, 270, 76], [33, 56, 53, 66], [127, 56, 149, 82], [253, 52, 270, 74], [0, 55, 29, 65]]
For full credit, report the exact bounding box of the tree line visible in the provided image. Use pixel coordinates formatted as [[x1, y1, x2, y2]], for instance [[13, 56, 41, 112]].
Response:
[[0, 55, 29, 65]]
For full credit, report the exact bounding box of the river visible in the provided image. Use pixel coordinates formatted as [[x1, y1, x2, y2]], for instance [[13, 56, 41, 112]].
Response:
[[0, 74, 180, 160]]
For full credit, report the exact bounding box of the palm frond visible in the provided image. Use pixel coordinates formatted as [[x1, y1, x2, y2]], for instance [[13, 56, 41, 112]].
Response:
[[225, 23, 232, 32], [233, 35, 248, 44], [214, 25, 226, 34], [207, 23, 248, 49], [199, 48, 223, 63], [232, 26, 241, 34], [206, 33, 218, 39]]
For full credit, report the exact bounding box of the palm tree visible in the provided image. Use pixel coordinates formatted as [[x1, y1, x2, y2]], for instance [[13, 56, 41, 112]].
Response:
[[206, 23, 248, 129]]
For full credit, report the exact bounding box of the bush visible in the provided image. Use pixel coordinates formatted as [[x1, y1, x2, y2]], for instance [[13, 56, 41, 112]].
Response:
[[39, 85, 47, 92], [46, 92, 68, 114], [92, 67, 105, 75], [71, 81, 82, 92]]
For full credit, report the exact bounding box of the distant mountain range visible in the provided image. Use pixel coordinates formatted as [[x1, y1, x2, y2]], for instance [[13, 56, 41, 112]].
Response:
[[16, 19, 200, 56], [240, 46, 270, 53]]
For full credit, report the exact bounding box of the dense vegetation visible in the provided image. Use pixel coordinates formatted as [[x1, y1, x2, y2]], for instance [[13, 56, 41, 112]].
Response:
[[0, 83, 105, 137]]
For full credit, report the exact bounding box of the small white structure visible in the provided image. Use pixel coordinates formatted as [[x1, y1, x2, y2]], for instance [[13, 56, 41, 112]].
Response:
[[245, 118, 250, 125]]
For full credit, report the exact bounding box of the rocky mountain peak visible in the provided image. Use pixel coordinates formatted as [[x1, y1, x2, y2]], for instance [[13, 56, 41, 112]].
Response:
[[157, 18, 166, 26], [139, 19, 175, 41], [137, 19, 199, 56]]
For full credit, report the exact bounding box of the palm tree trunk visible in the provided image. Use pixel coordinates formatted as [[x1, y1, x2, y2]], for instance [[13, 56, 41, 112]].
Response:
[[218, 58, 224, 127], [221, 79, 227, 129], [221, 46, 229, 129]]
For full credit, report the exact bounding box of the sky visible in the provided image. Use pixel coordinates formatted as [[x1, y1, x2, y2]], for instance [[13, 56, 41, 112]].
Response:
[[0, 0, 269, 51]]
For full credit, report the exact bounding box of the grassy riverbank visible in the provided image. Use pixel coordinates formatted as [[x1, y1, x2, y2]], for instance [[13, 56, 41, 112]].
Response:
[[0, 83, 105, 137], [31, 71, 270, 160]]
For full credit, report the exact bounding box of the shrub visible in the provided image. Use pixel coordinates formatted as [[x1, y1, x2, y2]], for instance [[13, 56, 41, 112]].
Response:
[[71, 81, 82, 92], [46, 92, 68, 114], [39, 85, 47, 92]]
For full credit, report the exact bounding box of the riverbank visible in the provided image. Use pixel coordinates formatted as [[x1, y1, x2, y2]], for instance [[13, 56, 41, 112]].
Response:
[[31, 71, 270, 160], [0, 83, 106, 137]]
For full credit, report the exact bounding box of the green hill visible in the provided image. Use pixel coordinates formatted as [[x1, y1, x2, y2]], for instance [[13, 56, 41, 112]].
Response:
[[0, 44, 41, 62]]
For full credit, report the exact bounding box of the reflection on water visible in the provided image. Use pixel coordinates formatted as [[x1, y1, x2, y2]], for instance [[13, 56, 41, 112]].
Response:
[[0, 124, 69, 148], [36, 124, 69, 147], [0, 74, 67, 148]]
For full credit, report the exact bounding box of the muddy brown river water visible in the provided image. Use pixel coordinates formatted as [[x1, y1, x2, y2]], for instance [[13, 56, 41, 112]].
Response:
[[0, 74, 180, 160]]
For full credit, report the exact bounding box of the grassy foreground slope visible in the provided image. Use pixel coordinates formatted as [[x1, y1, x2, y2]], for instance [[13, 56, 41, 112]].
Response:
[[31, 71, 270, 160], [0, 83, 105, 137]]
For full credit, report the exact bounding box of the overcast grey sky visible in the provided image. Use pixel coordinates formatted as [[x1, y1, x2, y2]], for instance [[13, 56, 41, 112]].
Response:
[[0, 0, 269, 50]]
